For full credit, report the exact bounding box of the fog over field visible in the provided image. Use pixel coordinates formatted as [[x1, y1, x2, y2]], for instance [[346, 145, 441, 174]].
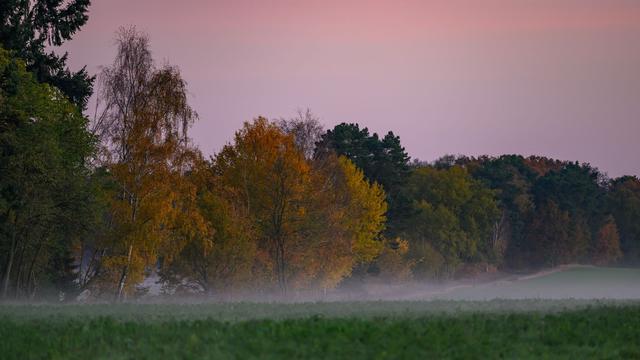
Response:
[[57, 266, 639, 304]]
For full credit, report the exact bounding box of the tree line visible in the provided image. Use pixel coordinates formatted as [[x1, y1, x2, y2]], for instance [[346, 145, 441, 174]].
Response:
[[1, 2, 639, 300]]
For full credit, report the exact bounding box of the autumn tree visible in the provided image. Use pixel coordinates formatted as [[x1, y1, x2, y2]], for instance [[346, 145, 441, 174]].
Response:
[[213, 119, 387, 294], [91, 28, 203, 300], [374, 238, 414, 282], [592, 216, 622, 265], [159, 157, 256, 296], [213, 118, 310, 293], [304, 154, 387, 289]]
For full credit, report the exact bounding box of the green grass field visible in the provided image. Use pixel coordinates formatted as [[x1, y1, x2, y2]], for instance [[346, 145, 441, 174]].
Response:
[[2, 267, 639, 359]]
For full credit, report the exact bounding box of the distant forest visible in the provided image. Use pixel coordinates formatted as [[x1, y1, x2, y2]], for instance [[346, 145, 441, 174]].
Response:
[[1, 2, 639, 301]]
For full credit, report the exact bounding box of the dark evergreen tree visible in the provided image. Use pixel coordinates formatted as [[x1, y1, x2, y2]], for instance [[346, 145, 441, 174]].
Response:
[[608, 176, 640, 264], [467, 155, 537, 268], [316, 123, 411, 235], [0, 0, 93, 109], [0, 48, 95, 298], [532, 162, 606, 223]]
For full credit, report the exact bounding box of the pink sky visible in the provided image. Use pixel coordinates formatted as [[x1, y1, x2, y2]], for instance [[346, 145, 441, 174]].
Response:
[[62, 0, 640, 177]]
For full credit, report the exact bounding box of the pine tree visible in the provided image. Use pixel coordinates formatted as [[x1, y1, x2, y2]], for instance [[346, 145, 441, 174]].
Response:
[[0, 0, 93, 109]]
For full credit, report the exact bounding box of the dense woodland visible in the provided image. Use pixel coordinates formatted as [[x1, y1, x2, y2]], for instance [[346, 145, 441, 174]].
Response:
[[1, 2, 639, 301]]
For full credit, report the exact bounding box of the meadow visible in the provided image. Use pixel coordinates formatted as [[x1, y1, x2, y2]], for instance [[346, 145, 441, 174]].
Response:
[[2, 267, 640, 359], [1, 301, 639, 359]]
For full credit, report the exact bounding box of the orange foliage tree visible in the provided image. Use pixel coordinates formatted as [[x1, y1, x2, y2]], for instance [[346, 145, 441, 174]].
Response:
[[212, 118, 387, 294], [92, 28, 206, 300], [593, 216, 622, 265]]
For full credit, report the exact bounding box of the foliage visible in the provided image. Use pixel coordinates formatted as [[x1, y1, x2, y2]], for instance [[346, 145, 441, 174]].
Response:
[[160, 157, 256, 296], [608, 176, 640, 263], [532, 162, 606, 224], [214, 117, 312, 293], [592, 216, 622, 266], [0, 0, 93, 109], [466, 156, 619, 269], [317, 123, 411, 236], [466, 155, 536, 267], [0, 47, 95, 299], [525, 201, 581, 267], [88, 28, 203, 300], [404, 165, 500, 277], [374, 238, 414, 281], [212, 119, 387, 293]]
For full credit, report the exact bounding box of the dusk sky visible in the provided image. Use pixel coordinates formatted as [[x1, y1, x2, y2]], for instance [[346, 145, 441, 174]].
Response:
[[62, 0, 640, 177]]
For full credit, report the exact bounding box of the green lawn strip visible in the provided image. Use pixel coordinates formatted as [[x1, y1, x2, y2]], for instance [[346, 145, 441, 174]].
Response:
[[1, 305, 639, 359]]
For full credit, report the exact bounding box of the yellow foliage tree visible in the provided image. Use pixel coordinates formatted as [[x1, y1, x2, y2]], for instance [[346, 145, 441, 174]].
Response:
[[302, 154, 387, 289], [338, 156, 387, 263]]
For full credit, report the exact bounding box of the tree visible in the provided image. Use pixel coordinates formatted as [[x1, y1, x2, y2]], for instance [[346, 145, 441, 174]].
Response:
[[91, 28, 202, 300], [374, 238, 414, 281], [277, 108, 323, 160], [468, 156, 614, 270], [316, 123, 411, 236], [404, 165, 500, 278], [0, 0, 94, 109], [524, 200, 579, 267], [0, 47, 95, 299], [533, 162, 606, 225], [592, 216, 622, 266], [160, 157, 256, 296], [214, 118, 310, 294], [213, 119, 388, 294], [608, 176, 640, 263], [329, 156, 387, 264], [468, 155, 537, 268]]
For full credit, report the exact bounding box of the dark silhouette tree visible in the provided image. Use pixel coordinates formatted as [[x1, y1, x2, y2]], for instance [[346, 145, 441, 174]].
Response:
[[316, 123, 410, 236], [0, 48, 95, 299], [0, 0, 93, 109], [608, 176, 640, 263]]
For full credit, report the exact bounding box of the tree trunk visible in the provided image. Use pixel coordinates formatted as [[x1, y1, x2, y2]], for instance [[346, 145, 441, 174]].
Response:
[[116, 194, 138, 302], [25, 239, 44, 298], [2, 232, 17, 298], [115, 243, 133, 302], [13, 238, 28, 298], [275, 237, 287, 295]]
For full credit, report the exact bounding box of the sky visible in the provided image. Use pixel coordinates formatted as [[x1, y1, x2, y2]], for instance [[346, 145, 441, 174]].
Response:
[[61, 0, 640, 177]]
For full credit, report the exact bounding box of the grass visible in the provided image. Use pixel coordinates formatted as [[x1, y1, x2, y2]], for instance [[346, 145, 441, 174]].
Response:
[[2, 267, 640, 359], [1, 300, 640, 359]]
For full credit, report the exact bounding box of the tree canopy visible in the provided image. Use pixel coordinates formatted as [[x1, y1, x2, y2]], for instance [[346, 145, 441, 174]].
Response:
[[316, 123, 411, 236], [0, 47, 95, 299], [0, 0, 93, 109]]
